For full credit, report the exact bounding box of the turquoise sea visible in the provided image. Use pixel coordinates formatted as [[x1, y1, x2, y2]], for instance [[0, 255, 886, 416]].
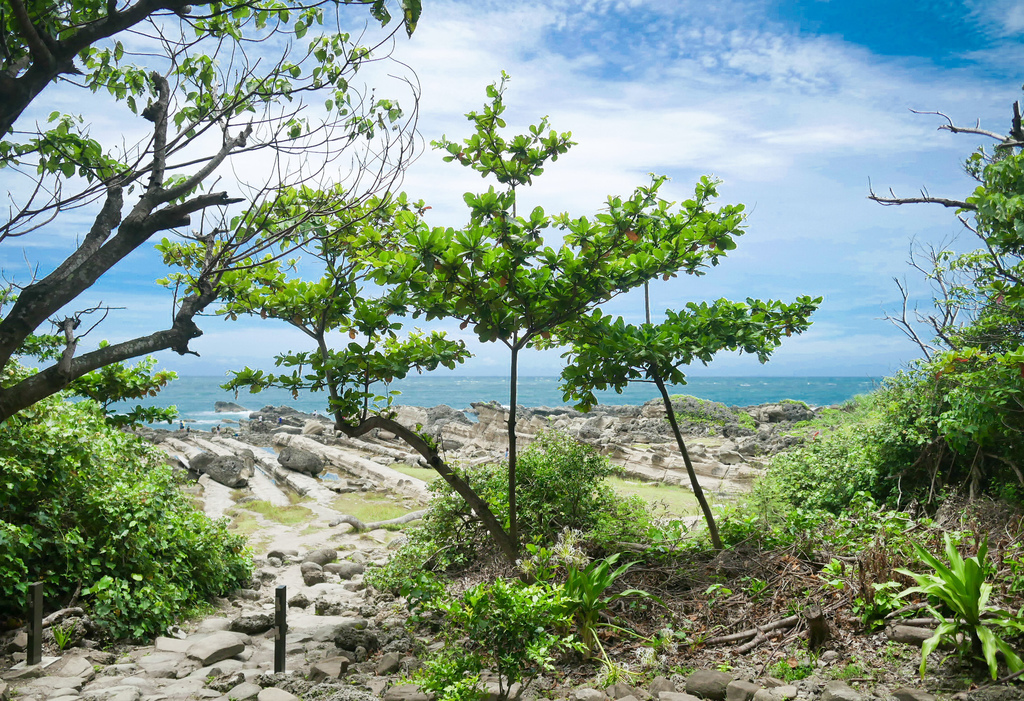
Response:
[[122, 375, 882, 430]]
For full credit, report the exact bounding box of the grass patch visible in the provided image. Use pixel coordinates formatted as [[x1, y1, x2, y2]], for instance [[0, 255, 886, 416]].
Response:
[[238, 500, 315, 526], [225, 508, 261, 537], [331, 492, 413, 523], [608, 477, 699, 516], [391, 464, 440, 484], [782, 394, 877, 438]]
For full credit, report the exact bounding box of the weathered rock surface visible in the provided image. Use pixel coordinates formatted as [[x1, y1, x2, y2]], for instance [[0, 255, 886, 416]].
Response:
[[190, 452, 253, 487], [277, 446, 325, 476]]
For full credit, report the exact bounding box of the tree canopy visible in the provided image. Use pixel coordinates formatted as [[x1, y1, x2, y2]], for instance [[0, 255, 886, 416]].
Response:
[[0, 0, 422, 422]]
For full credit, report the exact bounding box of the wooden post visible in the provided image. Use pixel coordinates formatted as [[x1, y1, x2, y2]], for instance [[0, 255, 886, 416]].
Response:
[[27, 582, 42, 665], [274, 585, 286, 673]]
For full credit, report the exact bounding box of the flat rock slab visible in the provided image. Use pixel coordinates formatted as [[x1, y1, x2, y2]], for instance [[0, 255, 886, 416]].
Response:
[[662, 694, 703, 701], [821, 681, 863, 701], [384, 684, 431, 701], [228, 681, 263, 700], [52, 655, 96, 681], [258, 688, 301, 701], [154, 636, 192, 653], [186, 632, 245, 666]]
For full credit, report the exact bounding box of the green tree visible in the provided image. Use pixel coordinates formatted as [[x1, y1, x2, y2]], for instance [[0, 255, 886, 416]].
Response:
[[373, 75, 752, 551], [0, 0, 422, 422], [554, 287, 819, 549], [871, 97, 1024, 496], [214, 194, 526, 564]]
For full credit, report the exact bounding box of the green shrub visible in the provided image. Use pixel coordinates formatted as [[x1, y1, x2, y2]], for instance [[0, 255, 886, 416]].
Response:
[[370, 431, 651, 590], [0, 397, 251, 639], [758, 424, 879, 514], [420, 577, 575, 701]]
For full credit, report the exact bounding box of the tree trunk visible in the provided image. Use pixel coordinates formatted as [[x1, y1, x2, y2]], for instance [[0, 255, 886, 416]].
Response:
[[335, 414, 520, 565], [653, 373, 722, 550], [508, 345, 519, 547]]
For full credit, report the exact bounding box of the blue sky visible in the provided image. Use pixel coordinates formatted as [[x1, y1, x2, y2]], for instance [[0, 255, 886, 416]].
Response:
[[5, 0, 1024, 379]]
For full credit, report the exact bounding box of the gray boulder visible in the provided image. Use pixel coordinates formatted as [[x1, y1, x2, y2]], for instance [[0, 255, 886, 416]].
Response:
[[190, 453, 252, 487], [186, 632, 245, 666], [303, 548, 338, 566], [686, 670, 735, 700], [301, 562, 325, 586], [229, 612, 275, 635], [820, 682, 863, 701], [278, 446, 324, 476]]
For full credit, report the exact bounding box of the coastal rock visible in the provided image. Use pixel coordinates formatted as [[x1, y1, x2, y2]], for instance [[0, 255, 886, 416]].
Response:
[[215, 401, 248, 413], [190, 452, 252, 487], [278, 446, 324, 476], [748, 402, 814, 424]]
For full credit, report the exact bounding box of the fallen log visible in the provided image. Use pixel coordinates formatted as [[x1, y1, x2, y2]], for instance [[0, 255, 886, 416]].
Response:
[[330, 509, 428, 533], [41, 607, 85, 629], [705, 615, 799, 646]]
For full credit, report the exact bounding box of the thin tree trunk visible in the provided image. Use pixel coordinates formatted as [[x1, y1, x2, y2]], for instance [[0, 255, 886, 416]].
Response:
[[336, 414, 520, 565], [508, 344, 519, 547], [653, 373, 722, 550]]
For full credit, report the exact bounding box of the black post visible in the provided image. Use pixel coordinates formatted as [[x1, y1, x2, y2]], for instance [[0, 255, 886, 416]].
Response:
[[27, 582, 42, 665], [274, 585, 286, 673]]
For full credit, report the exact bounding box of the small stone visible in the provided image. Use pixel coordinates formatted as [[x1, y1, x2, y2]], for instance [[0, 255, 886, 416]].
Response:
[[893, 689, 936, 701], [288, 592, 311, 609], [234, 588, 262, 601], [820, 650, 839, 663], [686, 670, 735, 700], [154, 636, 192, 653], [227, 681, 263, 700], [573, 690, 607, 701], [325, 562, 365, 579], [661, 694, 704, 701], [775, 686, 797, 700], [258, 689, 301, 701], [607, 683, 647, 699], [752, 690, 780, 701], [303, 548, 339, 566], [384, 683, 431, 701], [186, 632, 245, 666], [650, 677, 677, 697], [727, 680, 760, 701], [301, 561, 325, 586], [230, 613, 275, 635], [308, 656, 350, 682], [821, 681, 863, 701], [376, 651, 402, 675]]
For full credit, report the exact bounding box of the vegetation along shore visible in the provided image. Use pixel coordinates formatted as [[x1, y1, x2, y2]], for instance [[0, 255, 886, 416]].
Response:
[[2, 0, 1024, 700]]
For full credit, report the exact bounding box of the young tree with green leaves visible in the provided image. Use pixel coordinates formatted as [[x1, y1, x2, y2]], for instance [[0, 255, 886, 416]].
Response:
[[0, 0, 422, 422], [213, 194, 529, 564], [372, 75, 757, 550], [553, 294, 820, 549]]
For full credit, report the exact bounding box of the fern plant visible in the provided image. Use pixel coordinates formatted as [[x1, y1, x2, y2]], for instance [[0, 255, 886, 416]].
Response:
[[897, 534, 1024, 679]]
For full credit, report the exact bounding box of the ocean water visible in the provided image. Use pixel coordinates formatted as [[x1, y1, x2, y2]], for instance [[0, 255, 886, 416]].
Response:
[[119, 375, 882, 429]]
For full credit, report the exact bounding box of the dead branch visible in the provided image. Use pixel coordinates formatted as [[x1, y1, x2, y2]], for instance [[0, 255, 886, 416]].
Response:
[[705, 615, 799, 646]]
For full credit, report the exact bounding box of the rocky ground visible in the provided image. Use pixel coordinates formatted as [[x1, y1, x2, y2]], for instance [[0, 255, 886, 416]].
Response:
[[1, 398, 1010, 701]]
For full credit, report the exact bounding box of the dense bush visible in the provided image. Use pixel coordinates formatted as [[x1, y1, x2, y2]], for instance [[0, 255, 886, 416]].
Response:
[[368, 431, 651, 591], [0, 395, 251, 639]]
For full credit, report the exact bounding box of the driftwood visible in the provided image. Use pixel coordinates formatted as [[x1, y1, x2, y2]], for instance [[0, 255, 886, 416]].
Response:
[[706, 615, 799, 647], [41, 607, 85, 629], [805, 605, 831, 650], [331, 510, 427, 533], [886, 624, 945, 647], [884, 602, 927, 620]]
